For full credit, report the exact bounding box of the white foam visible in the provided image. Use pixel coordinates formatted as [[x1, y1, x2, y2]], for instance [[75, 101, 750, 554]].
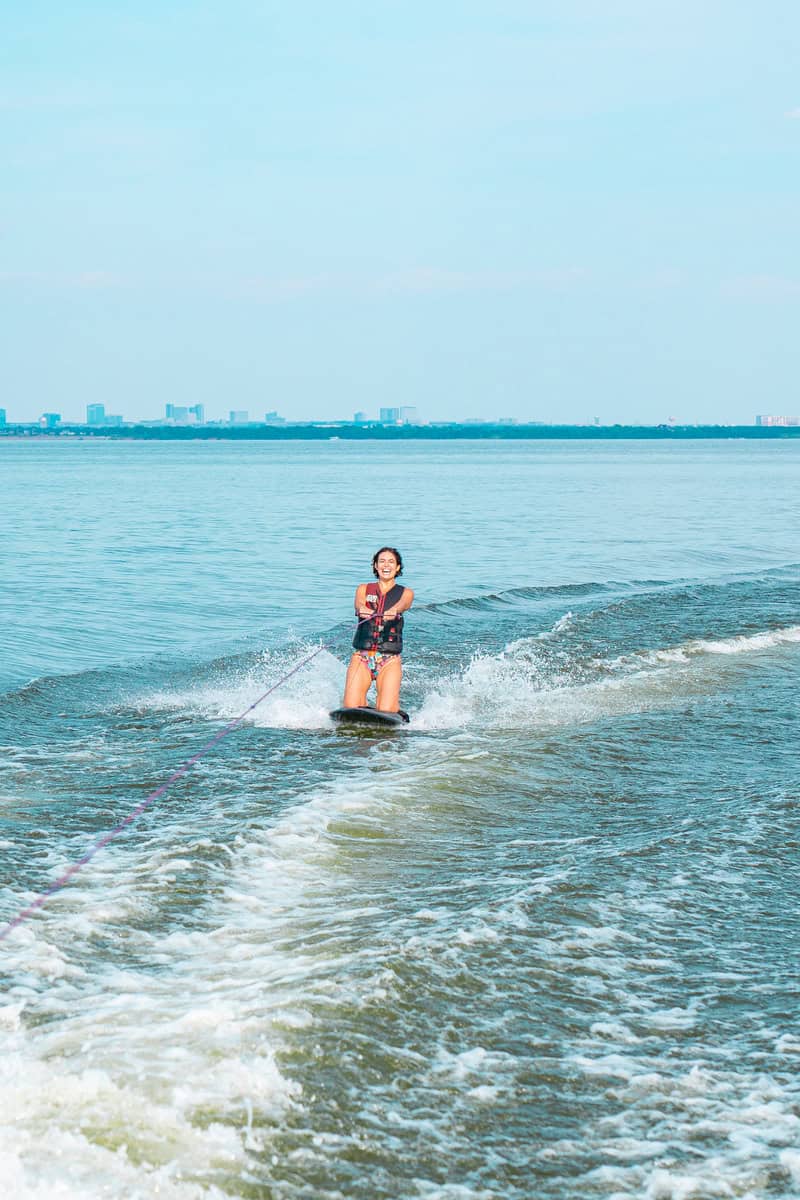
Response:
[[414, 620, 800, 733], [3, 614, 799, 1198], [0, 1031, 255, 1199], [566, 1034, 800, 1197], [612, 623, 800, 672], [696, 625, 800, 654], [122, 615, 800, 745], [412, 646, 560, 731], [640, 1006, 698, 1032], [3, 736, 501, 1198], [0, 1001, 26, 1030], [430, 1045, 519, 1087], [141, 647, 343, 730], [534, 610, 574, 638], [780, 1148, 800, 1183], [644, 1168, 709, 1200], [414, 1184, 496, 1200]]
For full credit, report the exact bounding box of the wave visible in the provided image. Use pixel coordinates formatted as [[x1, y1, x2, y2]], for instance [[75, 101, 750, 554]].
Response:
[[3, 628, 797, 1199], [418, 577, 674, 616], [5, 562, 800, 749], [140, 646, 343, 731], [412, 620, 800, 732], [608, 623, 800, 669], [0, 725, 517, 1198], [5, 560, 798, 706], [2, 622, 799, 1200], [418, 562, 800, 620], [129, 615, 800, 740]]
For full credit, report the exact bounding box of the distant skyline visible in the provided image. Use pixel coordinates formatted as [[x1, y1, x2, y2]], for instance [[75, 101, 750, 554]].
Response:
[[3, 2, 800, 424]]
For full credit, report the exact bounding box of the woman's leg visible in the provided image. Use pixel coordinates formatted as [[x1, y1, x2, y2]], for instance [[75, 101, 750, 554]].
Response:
[[375, 656, 402, 712], [343, 654, 372, 707]]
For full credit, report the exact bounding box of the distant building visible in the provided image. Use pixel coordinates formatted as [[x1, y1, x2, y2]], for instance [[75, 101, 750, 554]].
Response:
[[165, 404, 191, 423], [86, 405, 124, 426], [264, 410, 285, 425], [40, 413, 61, 429], [379, 406, 420, 425], [353, 411, 369, 424], [756, 415, 799, 426], [0, 409, 6, 427], [229, 410, 249, 424], [189, 404, 205, 424]]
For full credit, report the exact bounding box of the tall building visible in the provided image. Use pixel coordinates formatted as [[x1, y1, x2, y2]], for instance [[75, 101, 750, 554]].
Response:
[[40, 413, 61, 429], [399, 406, 418, 424], [166, 404, 189, 422], [379, 407, 401, 423], [189, 404, 205, 424], [87, 404, 105, 425], [0, 409, 6, 427], [229, 410, 249, 424], [264, 410, 285, 425], [353, 411, 369, 424]]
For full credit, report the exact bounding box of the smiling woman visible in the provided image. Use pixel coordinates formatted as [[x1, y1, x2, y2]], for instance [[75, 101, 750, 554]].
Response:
[[341, 546, 414, 713]]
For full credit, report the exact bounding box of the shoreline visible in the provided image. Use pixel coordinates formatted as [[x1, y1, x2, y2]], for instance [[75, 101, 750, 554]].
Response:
[[2, 422, 799, 441]]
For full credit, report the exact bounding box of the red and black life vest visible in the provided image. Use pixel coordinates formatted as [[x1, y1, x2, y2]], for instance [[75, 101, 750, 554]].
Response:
[[352, 582, 405, 655]]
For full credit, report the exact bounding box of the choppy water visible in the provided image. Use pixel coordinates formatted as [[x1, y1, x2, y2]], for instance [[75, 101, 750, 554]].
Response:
[[1, 438, 799, 1199]]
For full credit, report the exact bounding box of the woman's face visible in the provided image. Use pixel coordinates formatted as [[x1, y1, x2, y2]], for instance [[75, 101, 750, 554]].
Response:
[[375, 551, 399, 582]]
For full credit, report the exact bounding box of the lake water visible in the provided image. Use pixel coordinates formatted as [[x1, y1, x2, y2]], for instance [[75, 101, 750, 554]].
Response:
[[1, 438, 799, 1199]]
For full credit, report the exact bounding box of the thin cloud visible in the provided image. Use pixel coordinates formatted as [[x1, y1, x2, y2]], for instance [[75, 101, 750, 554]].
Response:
[[723, 273, 800, 300], [0, 266, 592, 300], [0, 270, 122, 289], [0, 87, 99, 112], [377, 266, 589, 294]]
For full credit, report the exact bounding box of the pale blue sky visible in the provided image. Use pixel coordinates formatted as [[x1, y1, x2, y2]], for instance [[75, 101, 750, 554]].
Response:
[[3, 1, 799, 424]]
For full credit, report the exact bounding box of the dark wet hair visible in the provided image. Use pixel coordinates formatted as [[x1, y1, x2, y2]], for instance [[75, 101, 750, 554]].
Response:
[[372, 547, 403, 577]]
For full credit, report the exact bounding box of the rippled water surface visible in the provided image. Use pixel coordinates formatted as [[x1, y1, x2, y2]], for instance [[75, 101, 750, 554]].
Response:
[[1, 438, 799, 1199]]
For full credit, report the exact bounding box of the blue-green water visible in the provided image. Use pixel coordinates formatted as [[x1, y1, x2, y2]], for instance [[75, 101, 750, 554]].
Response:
[[1, 439, 799, 1199]]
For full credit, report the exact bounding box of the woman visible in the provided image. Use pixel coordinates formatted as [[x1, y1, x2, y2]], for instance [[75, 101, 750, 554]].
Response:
[[342, 547, 414, 713]]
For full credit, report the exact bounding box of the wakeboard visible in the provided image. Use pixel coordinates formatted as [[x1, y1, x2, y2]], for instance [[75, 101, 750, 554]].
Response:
[[330, 706, 409, 728]]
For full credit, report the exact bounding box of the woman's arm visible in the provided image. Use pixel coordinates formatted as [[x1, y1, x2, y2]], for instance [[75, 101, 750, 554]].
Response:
[[354, 584, 371, 618]]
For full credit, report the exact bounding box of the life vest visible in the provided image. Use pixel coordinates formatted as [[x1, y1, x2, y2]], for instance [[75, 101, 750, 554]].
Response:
[[352, 582, 405, 655]]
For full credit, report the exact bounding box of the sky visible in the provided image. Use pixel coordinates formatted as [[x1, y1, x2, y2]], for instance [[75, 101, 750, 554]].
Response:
[[2, 1, 799, 425]]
